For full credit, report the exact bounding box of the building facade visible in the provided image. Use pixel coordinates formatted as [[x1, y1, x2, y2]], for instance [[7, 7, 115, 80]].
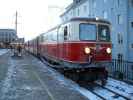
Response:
[[0, 29, 17, 46], [60, 0, 133, 61]]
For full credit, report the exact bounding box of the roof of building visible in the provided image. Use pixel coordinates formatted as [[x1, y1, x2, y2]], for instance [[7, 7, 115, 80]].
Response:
[[39, 17, 111, 36], [0, 29, 16, 32], [60, 0, 87, 17]]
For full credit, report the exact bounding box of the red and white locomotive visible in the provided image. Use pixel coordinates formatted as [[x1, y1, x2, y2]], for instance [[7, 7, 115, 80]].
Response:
[[25, 17, 112, 85]]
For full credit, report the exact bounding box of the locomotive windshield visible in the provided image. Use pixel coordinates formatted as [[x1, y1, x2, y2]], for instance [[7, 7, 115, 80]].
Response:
[[98, 25, 110, 41], [79, 23, 96, 40], [79, 23, 110, 41]]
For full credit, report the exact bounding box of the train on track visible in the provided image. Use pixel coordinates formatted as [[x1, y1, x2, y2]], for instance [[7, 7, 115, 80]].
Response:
[[25, 17, 112, 85]]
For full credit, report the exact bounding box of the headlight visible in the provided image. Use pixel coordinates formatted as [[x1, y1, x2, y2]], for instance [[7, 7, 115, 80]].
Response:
[[106, 48, 111, 54], [85, 47, 91, 54]]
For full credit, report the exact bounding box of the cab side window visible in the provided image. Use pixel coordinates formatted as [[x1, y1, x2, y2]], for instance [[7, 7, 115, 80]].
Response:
[[64, 26, 68, 41]]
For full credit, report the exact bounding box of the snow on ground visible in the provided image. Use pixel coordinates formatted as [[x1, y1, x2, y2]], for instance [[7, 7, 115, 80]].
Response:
[[0, 56, 17, 99], [0, 53, 89, 100], [1, 52, 133, 100], [37, 60, 133, 100], [74, 86, 102, 100], [105, 78, 133, 99], [0, 49, 9, 56], [0, 54, 50, 100], [41, 63, 133, 100], [93, 86, 125, 100], [38, 63, 101, 100]]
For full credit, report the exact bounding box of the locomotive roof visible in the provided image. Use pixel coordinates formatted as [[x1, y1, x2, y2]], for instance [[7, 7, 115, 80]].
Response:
[[40, 17, 111, 36], [27, 17, 111, 42], [69, 17, 111, 24]]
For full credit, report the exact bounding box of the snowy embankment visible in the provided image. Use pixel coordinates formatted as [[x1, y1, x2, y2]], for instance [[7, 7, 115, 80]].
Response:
[[105, 78, 133, 99], [0, 57, 16, 99], [38, 61, 102, 100], [51, 70, 133, 99], [41, 63, 133, 99], [0, 49, 9, 56]]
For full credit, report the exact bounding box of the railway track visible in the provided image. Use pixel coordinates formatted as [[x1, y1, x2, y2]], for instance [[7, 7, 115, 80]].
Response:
[[97, 83, 130, 100], [80, 82, 130, 100], [39, 57, 131, 100], [88, 90, 107, 100]]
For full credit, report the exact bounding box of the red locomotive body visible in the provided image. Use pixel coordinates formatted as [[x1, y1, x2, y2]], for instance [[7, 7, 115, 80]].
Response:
[[42, 42, 111, 63], [25, 17, 112, 85]]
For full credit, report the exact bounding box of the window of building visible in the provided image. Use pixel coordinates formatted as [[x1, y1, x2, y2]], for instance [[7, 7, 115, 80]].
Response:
[[117, 53, 123, 61], [83, 5, 87, 12], [93, 0, 96, 9], [131, 22, 133, 28], [75, 0, 81, 4], [103, 11, 108, 19], [117, 0, 120, 7], [111, 8, 114, 13], [70, 11, 72, 16], [77, 8, 80, 16], [112, 44, 114, 48], [73, 10, 76, 16], [117, 14, 123, 24], [131, 0, 133, 7], [121, 36, 123, 44], [118, 33, 123, 44], [65, 16, 68, 21], [131, 44, 133, 48], [104, 0, 107, 3], [131, 65, 133, 71]]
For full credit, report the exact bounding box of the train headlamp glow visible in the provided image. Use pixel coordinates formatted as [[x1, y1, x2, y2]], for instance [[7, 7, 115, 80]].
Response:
[[85, 47, 91, 54], [106, 48, 111, 54], [96, 17, 99, 20]]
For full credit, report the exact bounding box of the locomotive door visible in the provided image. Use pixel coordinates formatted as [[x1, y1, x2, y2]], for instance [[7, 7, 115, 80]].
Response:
[[63, 26, 68, 60], [57, 26, 64, 59]]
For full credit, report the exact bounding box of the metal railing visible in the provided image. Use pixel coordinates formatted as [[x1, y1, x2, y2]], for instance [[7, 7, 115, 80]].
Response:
[[107, 59, 133, 82]]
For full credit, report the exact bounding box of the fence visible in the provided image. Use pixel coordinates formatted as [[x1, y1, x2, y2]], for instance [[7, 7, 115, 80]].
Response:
[[107, 59, 133, 82]]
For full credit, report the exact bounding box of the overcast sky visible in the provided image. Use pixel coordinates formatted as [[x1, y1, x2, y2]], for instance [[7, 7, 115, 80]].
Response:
[[0, 0, 72, 40]]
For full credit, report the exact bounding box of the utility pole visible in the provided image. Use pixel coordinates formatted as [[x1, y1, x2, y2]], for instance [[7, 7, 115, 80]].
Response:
[[15, 11, 18, 35]]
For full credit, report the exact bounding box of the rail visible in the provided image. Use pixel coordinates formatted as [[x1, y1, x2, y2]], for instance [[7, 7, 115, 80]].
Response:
[[80, 82, 130, 100]]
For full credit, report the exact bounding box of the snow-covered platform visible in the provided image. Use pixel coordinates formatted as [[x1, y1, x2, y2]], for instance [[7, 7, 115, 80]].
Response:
[[0, 49, 9, 56], [0, 50, 89, 100], [1, 49, 133, 100]]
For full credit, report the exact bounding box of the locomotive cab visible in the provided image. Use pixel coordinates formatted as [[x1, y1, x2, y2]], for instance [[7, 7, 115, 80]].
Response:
[[63, 18, 111, 64], [59, 18, 112, 85]]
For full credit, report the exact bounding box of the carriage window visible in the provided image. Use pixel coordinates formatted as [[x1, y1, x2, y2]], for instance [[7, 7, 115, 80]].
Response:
[[79, 23, 96, 40], [98, 25, 110, 41], [64, 26, 68, 41]]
